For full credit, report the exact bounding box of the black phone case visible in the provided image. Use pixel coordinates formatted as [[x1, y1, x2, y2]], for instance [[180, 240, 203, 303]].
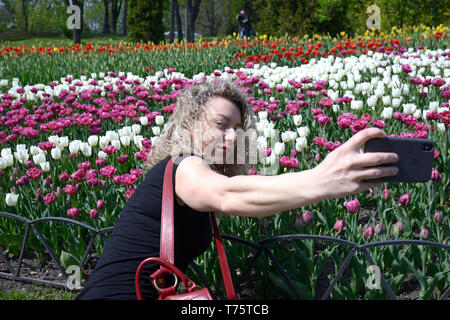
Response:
[[363, 137, 435, 183]]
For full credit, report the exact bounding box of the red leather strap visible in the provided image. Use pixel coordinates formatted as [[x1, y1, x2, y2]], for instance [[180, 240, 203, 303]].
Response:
[[210, 213, 237, 300], [159, 155, 237, 300]]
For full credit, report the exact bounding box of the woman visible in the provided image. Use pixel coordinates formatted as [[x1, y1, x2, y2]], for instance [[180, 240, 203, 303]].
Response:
[[76, 80, 398, 300]]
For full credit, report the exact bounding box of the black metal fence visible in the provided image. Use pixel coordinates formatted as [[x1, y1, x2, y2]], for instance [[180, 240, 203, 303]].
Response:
[[0, 211, 449, 300]]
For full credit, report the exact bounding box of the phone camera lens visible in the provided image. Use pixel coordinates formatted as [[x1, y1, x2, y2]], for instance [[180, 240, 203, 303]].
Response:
[[422, 144, 432, 151]]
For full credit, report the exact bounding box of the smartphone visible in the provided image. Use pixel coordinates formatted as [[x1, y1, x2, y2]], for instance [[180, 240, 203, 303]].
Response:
[[363, 137, 435, 183]]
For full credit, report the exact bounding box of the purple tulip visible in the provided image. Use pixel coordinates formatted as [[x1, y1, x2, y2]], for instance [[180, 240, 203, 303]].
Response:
[[97, 199, 105, 210], [399, 193, 411, 207], [295, 210, 315, 229]]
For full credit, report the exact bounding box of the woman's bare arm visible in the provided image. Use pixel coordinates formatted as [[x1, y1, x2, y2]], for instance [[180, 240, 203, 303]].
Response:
[[175, 128, 399, 218]]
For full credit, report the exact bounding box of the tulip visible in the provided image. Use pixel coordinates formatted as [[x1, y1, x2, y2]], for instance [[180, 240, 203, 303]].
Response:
[[97, 199, 105, 210], [364, 226, 374, 240], [90, 209, 99, 219], [295, 210, 315, 229], [419, 228, 429, 240], [273, 142, 285, 156], [344, 198, 360, 212], [383, 188, 390, 201], [333, 220, 345, 232], [6, 192, 19, 206], [293, 115, 302, 126], [393, 221, 404, 237], [155, 115, 165, 126], [67, 208, 79, 219], [433, 211, 443, 224], [399, 193, 411, 207], [374, 223, 384, 235]]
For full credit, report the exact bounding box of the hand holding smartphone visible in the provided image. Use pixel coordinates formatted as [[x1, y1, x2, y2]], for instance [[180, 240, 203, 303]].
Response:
[[364, 137, 435, 183]]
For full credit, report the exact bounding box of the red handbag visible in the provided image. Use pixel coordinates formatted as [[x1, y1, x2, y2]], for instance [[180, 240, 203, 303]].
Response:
[[135, 155, 237, 300]]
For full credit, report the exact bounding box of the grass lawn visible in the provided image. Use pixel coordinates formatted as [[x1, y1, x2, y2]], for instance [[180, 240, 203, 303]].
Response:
[[0, 284, 78, 300]]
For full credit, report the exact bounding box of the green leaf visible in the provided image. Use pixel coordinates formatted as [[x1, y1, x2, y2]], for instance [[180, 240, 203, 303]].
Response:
[[59, 250, 81, 270]]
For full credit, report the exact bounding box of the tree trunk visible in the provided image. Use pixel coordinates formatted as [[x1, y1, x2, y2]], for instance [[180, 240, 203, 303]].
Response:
[[169, 0, 175, 43], [21, 0, 28, 32], [111, 0, 123, 34], [102, 0, 110, 34], [185, 0, 201, 42], [72, 0, 84, 44], [122, 0, 128, 35], [174, 0, 182, 41]]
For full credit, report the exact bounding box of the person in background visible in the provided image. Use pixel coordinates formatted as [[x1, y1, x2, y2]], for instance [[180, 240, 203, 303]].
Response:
[[236, 10, 252, 38]]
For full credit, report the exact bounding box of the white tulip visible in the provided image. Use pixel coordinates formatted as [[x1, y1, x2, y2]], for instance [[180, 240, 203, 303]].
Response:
[[14, 149, 29, 164], [437, 123, 445, 133], [39, 161, 50, 172], [392, 87, 402, 98], [98, 151, 107, 159], [293, 115, 302, 126], [99, 136, 110, 149], [111, 139, 121, 150], [120, 135, 131, 147], [297, 126, 310, 137], [382, 96, 391, 106], [152, 126, 161, 136], [402, 85, 410, 95], [258, 111, 268, 121], [69, 140, 81, 154], [429, 101, 439, 111], [257, 136, 268, 149], [33, 153, 46, 165], [367, 96, 378, 108], [88, 135, 99, 147], [413, 110, 422, 119], [132, 124, 141, 135], [6, 193, 19, 206], [403, 103, 417, 115], [139, 116, 148, 126], [51, 147, 61, 160], [1, 148, 12, 158], [392, 98, 401, 108], [29, 146, 41, 156], [106, 131, 119, 141], [80, 143, 92, 157], [59, 136, 69, 148], [273, 142, 285, 156], [263, 127, 277, 139], [381, 107, 393, 120], [295, 137, 308, 152], [351, 100, 363, 110], [155, 115, 165, 126]]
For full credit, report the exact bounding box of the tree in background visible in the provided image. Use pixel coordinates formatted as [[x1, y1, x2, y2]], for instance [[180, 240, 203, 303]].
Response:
[[127, 0, 166, 43]]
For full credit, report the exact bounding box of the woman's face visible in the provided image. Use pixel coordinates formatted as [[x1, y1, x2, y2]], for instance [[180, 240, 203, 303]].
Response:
[[194, 96, 242, 164]]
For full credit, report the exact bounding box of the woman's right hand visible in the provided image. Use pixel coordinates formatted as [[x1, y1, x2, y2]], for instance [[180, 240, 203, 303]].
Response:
[[311, 128, 399, 200]]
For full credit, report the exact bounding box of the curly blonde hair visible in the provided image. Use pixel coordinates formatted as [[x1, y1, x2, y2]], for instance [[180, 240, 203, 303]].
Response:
[[145, 79, 257, 177]]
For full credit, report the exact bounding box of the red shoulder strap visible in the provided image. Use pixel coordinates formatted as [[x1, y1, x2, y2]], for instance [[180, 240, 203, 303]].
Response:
[[161, 155, 237, 300]]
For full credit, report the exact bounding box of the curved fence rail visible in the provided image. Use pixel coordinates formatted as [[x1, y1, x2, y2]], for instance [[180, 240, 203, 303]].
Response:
[[0, 211, 449, 300]]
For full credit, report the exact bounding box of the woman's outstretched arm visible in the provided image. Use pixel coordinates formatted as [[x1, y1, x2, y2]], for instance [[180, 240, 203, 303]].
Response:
[[175, 128, 399, 218]]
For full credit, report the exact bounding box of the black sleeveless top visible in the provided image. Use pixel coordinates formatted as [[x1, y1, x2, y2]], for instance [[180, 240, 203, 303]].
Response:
[[76, 153, 213, 300]]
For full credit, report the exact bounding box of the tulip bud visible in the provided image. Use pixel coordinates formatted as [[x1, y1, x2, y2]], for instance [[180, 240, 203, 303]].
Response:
[[382, 188, 390, 201], [97, 199, 105, 210], [419, 228, 429, 240], [67, 207, 79, 219], [393, 221, 404, 237], [90, 209, 99, 219], [6, 192, 19, 206], [433, 211, 443, 224], [399, 193, 411, 207], [374, 223, 384, 235], [344, 198, 360, 213], [333, 219, 345, 232], [364, 226, 374, 240]]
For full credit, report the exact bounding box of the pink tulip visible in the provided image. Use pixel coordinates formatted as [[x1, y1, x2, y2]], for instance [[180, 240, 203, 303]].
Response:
[[419, 228, 429, 240], [67, 208, 79, 219], [344, 198, 360, 213], [393, 221, 404, 237], [90, 209, 99, 219], [383, 188, 390, 201], [433, 211, 443, 224], [97, 200, 105, 210], [399, 193, 411, 207], [333, 220, 345, 232], [374, 223, 384, 235], [364, 226, 374, 240]]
